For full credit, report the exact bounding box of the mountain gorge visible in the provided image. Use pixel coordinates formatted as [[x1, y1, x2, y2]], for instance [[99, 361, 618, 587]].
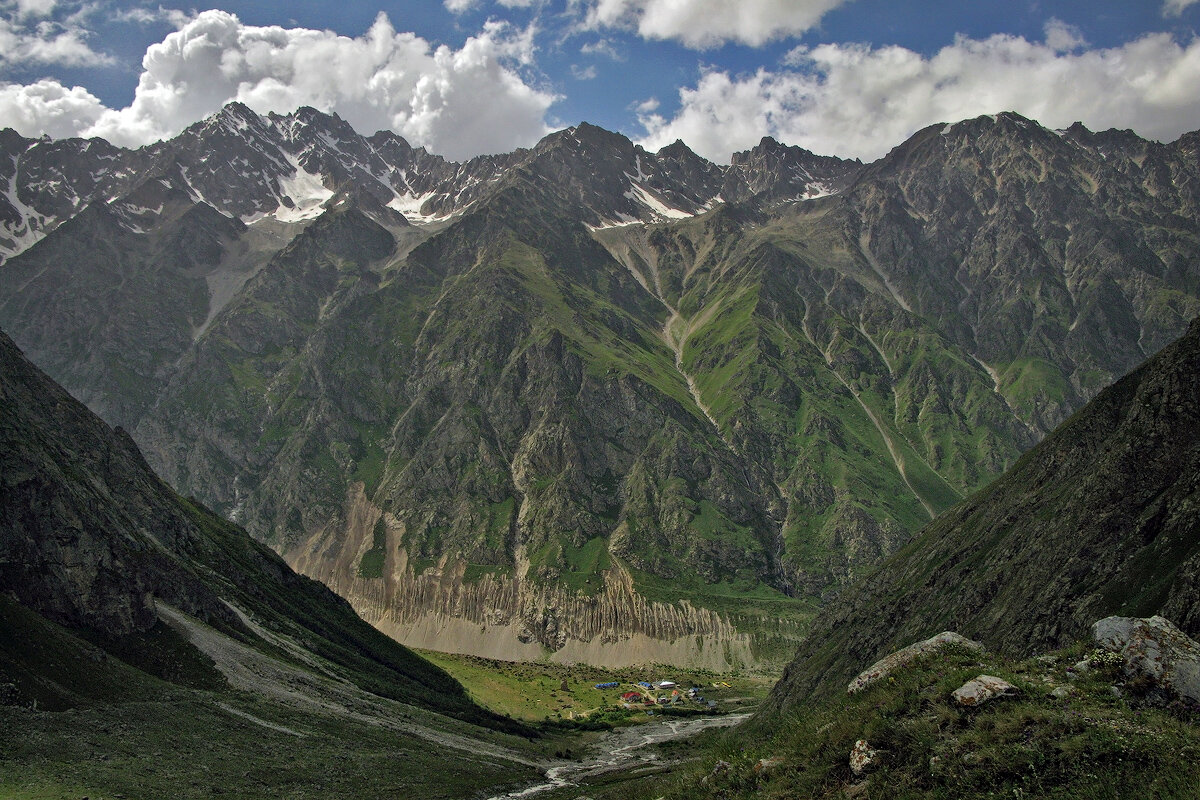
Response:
[[3, 105, 1199, 668]]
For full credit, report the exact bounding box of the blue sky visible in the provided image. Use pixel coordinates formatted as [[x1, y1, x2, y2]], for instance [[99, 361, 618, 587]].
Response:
[[0, 1, 1197, 161]]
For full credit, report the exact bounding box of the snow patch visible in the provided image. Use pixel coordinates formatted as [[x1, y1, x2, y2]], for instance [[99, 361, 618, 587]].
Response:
[[387, 191, 445, 224], [625, 183, 692, 220], [273, 156, 334, 223], [0, 164, 54, 261], [802, 182, 836, 200], [585, 212, 642, 231]]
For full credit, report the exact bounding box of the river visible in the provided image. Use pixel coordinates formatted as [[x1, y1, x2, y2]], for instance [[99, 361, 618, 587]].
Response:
[[487, 712, 753, 799]]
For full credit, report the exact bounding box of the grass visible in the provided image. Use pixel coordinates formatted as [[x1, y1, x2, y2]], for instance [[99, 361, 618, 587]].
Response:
[[560, 536, 612, 594], [358, 516, 388, 578], [0, 596, 543, 800], [0, 696, 538, 800], [999, 357, 1071, 412]]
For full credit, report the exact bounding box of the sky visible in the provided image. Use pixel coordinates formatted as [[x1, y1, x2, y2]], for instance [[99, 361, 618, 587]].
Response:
[[0, 0, 1197, 162]]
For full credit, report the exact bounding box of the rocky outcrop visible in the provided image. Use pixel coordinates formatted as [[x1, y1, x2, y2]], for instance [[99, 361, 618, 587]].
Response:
[[289, 484, 754, 670], [951, 675, 1018, 707], [848, 632, 984, 694], [1093, 615, 1200, 704]]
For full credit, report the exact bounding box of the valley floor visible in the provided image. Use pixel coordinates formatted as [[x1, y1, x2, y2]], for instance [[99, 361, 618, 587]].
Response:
[[418, 649, 772, 723], [0, 596, 769, 800]]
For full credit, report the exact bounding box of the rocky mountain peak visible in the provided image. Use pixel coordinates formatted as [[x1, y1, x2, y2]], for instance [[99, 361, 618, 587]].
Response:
[[723, 133, 860, 204]]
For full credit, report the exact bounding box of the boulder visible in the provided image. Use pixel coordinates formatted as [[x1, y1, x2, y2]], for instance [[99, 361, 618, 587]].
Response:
[[848, 632, 984, 694], [952, 675, 1018, 707], [849, 739, 882, 777], [753, 757, 782, 776], [1092, 615, 1200, 703]]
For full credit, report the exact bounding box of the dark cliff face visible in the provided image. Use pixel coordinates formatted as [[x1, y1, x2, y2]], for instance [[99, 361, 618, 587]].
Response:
[[2, 105, 1200, 666], [767, 315, 1200, 712], [0, 328, 507, 725]]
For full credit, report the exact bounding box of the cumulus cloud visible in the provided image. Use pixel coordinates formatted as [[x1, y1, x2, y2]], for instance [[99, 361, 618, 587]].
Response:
[[0, 78, 106, 138], [578, 0, 849, 48], [2, 10, 557, 160], [1164, 0, 1199, 16], [639, 30, 1200, 162]]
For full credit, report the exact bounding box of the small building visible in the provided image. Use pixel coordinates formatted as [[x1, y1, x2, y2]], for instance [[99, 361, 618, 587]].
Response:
[[657, 680, 676, 689]]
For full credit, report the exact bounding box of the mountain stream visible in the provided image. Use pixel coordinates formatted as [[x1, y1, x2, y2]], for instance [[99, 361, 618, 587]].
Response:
[[487, 712, 753, 799]]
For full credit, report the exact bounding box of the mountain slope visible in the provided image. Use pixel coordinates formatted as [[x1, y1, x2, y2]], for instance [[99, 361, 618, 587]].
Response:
[[767, 315, 1200, 711], [2, 106, 1199, 668], [0, 326, 533, 734]]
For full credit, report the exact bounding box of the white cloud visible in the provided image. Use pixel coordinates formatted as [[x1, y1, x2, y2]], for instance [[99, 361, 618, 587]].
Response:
[[1042, 18, 1085, 52], [443, 0, 478, 13], [11, 0, 57, 19], [0, 16, 113, 67], [579, 0, 849, 48], [110, 6, 193, 28], [0, 78, 106, 138], [633, 96, 658, 114], [1164, 0, 1199, 17], [571, 63, 597, 79], [580, 36, 622, 60], [639, 31, 1200, 162], [2, 11, 557, 160]]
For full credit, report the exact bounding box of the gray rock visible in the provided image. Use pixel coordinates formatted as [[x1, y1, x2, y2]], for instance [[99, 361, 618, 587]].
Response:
[[753, 757, 782, 776], [849, 739, 882, 777], [952, 674, 1019, 707], [1092, 615, 1200, 703], [848, 632, 984, 694]]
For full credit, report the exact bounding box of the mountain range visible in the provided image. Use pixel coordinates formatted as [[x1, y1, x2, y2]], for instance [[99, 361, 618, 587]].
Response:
[[3, 104, 1199, 667]]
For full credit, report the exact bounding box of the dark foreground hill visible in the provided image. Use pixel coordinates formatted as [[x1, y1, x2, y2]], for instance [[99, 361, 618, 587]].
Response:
[[769, 314, 1200, 709], [0, 328, 541, 798]]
